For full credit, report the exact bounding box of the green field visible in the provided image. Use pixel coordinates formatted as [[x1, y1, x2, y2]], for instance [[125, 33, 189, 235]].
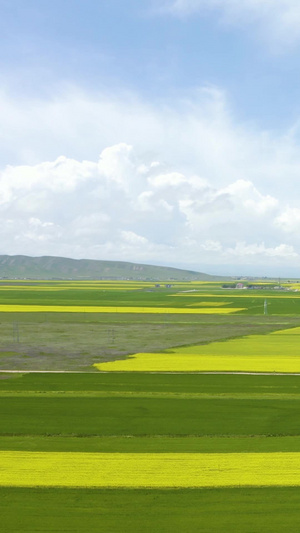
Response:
[[4, 487, 300, 533], [2, 280, 300, 530], [2, 373, 300, 530], [3, 373, 300, 437]]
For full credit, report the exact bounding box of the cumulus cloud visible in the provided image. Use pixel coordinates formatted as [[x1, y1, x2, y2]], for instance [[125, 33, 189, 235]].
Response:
[[0, 142, 299, 273], [275, 207, 300, 233], [2, 86, 300, 201], [227, 242, 297, 258], [0, 85, 300, 273], [163, 0, 300, 48]]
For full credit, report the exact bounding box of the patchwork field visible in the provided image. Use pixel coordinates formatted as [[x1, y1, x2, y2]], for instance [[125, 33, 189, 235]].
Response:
[[2, 280, 300, 531], [0, 279, 299, 371], [2, 373, 300, 531]]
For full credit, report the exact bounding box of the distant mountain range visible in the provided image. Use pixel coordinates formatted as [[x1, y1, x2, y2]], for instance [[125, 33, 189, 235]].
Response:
[[0, 255, 225, 281]]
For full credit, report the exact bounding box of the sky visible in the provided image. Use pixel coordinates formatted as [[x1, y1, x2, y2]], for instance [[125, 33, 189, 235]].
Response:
[[1, 1, 300, 276]]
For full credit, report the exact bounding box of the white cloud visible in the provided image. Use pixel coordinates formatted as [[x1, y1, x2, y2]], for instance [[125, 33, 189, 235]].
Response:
[[227, 242, 297, 258], [219, 180, 278, 215], [0, 156, 96, 206], [0, 141, 299, 273], [98, 144, 135, 189], [2, 85, 300, 204], [149, 172, 187, 188], [275, 207, 300, 233], [121, 231, 149, 246], [0, 85, 300, 273], [163, 0, 300, 48], [200, 240, 223, 252]]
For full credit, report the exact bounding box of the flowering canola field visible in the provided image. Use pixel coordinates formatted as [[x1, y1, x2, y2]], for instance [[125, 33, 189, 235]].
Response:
[[95, 326, 300, 372], [0, 304, 244, 314], [1, 451, 300, 488], [95, 353, 300, 372]]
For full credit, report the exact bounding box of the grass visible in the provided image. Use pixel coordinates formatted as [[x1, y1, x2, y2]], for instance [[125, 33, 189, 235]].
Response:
[[0, 313, 294, 371], [5, 395, 300, 437], [2, 487, 300, 533], [2, 373, 300, 437], [1, 280, 300, 316], [3, 390, 300, 399], [2, 281, 300, 530], [2, 371, 300, 393], [0, 280, 299, 373], [4, 435, 300, 453], [2, 371, 300, 530]]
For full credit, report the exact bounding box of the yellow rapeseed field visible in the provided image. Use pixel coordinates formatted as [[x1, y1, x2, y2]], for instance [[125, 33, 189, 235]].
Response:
[[1, 451, 300, 488], [186, 301, 228, 307], [272, 326, 300, 335], [0, 285, 67, 292], [94, 353, 300, 372], [0, 305, 245, 314], [95, 326, 300, 372]]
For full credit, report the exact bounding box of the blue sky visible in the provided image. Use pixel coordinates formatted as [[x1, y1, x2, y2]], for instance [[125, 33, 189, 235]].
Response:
[[2, 0, 299, 127], [1, 0, 300, 275]]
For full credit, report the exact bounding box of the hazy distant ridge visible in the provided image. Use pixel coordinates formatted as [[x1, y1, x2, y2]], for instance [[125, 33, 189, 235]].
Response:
[[0, 255, 222, 281]]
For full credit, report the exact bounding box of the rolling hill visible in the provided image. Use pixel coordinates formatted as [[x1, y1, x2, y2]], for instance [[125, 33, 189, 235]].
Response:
[[0, 255, 224, 281]]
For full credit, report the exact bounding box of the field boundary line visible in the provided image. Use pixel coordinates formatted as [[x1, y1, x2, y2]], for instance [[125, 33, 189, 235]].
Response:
[[2, 370, 300, 375]]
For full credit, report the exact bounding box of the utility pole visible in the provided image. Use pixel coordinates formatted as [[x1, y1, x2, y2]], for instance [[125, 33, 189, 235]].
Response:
[[13, 322, 19, 343], [264, 299, 268, 316]]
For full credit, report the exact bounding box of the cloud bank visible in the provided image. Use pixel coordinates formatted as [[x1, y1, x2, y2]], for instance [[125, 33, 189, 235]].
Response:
[[0, 141, 299, 274], [1, 85, 300, 274]]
